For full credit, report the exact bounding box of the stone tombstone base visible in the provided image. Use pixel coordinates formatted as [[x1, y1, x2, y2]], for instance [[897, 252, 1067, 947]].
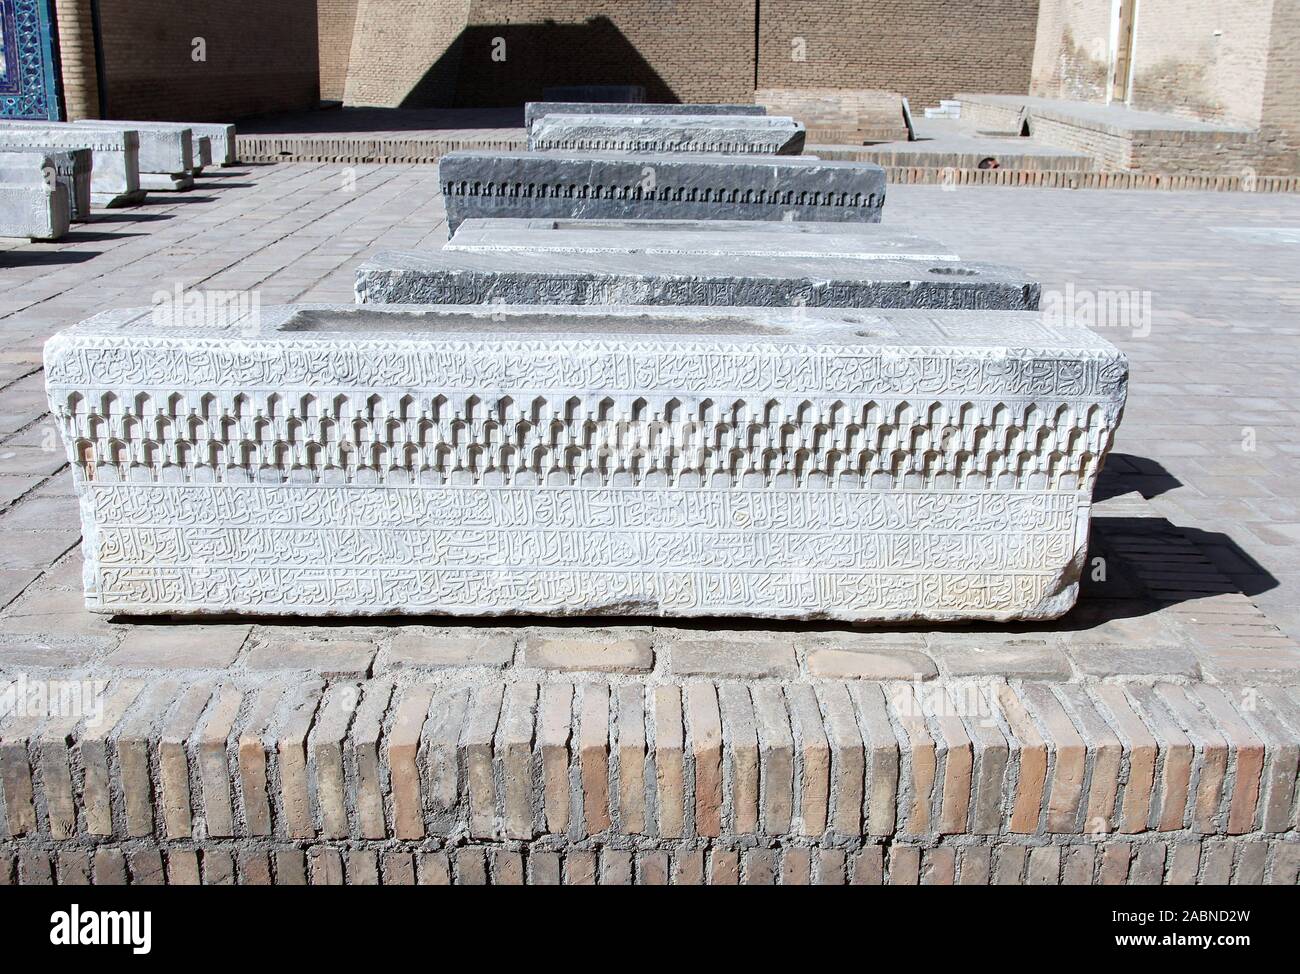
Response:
[[0, 123, 143, 207], [64, 120, 193, 183], [356, 217, 1040, 310], [524, 100, 766, 130], [74, 119, 237, 168], [0, 146, 91, 222], [44, 303, 1126, 621], [527, 114, 807, 156], [0, 151, 70, 240], [438, 151, 887, 233]]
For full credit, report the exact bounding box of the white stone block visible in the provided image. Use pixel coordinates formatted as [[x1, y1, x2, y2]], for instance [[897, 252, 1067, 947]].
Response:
[[44, 304, 1127, 622], [0, 152, 70, 240], [0, 122, 144, 206], [527, 113, 806, 155]]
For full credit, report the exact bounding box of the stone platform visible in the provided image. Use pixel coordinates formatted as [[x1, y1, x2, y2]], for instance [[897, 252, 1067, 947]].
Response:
[[2, 485, 1299, 885], [0, 124, 144, 208], [527, 114, 806, 156], [357, 218, 1040, 309], [44, 303, 1123, 622], [439, 151, 887, 232]]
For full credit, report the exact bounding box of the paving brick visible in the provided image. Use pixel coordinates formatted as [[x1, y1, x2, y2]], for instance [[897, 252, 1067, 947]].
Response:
[[1234, 842, 1268, 885], [752, 683, 795, 835], [1091, 684, 1157, 834], [1127, 685, 1193, 832], [924, 689, 972, 835], [56, 850, 91, 886], [104, 624, 249, 669], [1198, 840, 1233, 884], [670, 637, 797, 679], [637, 850, 669, 885], [1054, 684, 1122, 836], [525, 633, 653, 673], [672, 850, 704, 885], [492, 849, 525, 885], [79, 681, 145, 836], [958, 845, 992, 885], [537, 683, 573, 835], [92, 847, 127, 885], [456, 847, 488, 886], [384, 629, 514, 669], [308, 847, 343, 885], [197, 686, 242, 838], [600, 849, 633, 885], [309, 684, 356, 839], [804, 645, 937, 680], [653, 685, 685, 839], [529, 851, 561, 885], [1098, 843, 1131, 885], [499, 681, 539, 840], [578, 682, 611, 836], [0, 699, 41, 838], [962, 685, 1009, 836], [388, 684, 434, 839], [382, 851, 416, 885], [236, 685, 281, 838], [817, 683, 863, 836], [158, 682, 212, 839], [1269, 842, 1300, 885], [921, 846, 956, 885], [1194, 685, 1265, 835], [18, 851, 52, 885], [781, 847, 812, 885], [850, 682, 899, 836], [786, 684, 830, 837], [1168, 842, 1202, 885], [1249, 687, 1300, 833], [237, 850, 272, 886], [889, 684, 936, 836], [1026, 845, 1061, 885], [616, 683, 647, 834], [464, 683, 505, 839], [685, 682, 722, 838], [930, 635, 1072, 680], [417, 851, 451, 885], [717, 682, 759, 835], [889, 844, 921, 885], [203, 849, 236, 886], [743, 848, 777, 885], [709, 849, 739, 885], [278, 681, 325, 839], [1155, 683, 1228, 833], [564, 849, 596, 885], [114, 680, 179, 838], [426, 687, 471, 828], [1062, 845, 1094, 884], [996, 685, 1047, 834], [851, 845, 883, 885], [1023, 683, 1086, 833], [247, 637, 376, 678], [993, 845, 1026, 885], [1129, 843, 1166, 885], [275, 849, 307, 886], [167, 850, 201, 886], [815, 848, 846, 885]]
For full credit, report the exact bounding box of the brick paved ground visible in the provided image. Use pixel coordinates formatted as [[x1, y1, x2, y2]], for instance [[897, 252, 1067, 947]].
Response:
[[1, 166, 1299, 884]]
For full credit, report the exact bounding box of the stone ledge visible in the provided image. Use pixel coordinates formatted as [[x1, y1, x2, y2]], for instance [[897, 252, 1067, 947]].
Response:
[[1, 672, 1296, 853], [1, 837, 1295, 886]]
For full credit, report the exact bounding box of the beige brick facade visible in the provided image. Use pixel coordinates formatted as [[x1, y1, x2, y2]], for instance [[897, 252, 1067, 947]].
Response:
[[54, 0, 320, 122]]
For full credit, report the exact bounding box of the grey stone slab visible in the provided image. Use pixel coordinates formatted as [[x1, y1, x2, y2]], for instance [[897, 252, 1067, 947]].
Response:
[[438, 150, 886, 233], [62, 120, 193, 180], [525, 101, 765, 129], [73, 119, 236, 168], [0, 123, 142, 205], [356, 240, 1039, 310], [0, 147, 91, 222], [0, 153, 69, 241], [528, 113, 805, 155], [44, 303, 1125, 622]]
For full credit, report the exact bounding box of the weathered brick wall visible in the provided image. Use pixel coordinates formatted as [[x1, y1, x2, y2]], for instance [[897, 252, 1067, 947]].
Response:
[[88, 0, 319, 121], [1258, 0, 1299, 170], [53, 0, 101, 120], [1029, 0, 1111, 101], [451, 0, 757, 107], [756, 0, 1041, 110], [318, 0, 361, 102], [340, 0, 473, 108]]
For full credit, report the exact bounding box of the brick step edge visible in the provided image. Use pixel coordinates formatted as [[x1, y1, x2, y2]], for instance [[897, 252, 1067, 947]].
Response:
[[3, 676, 1298, 847], [2, 836, 1297, 885]]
